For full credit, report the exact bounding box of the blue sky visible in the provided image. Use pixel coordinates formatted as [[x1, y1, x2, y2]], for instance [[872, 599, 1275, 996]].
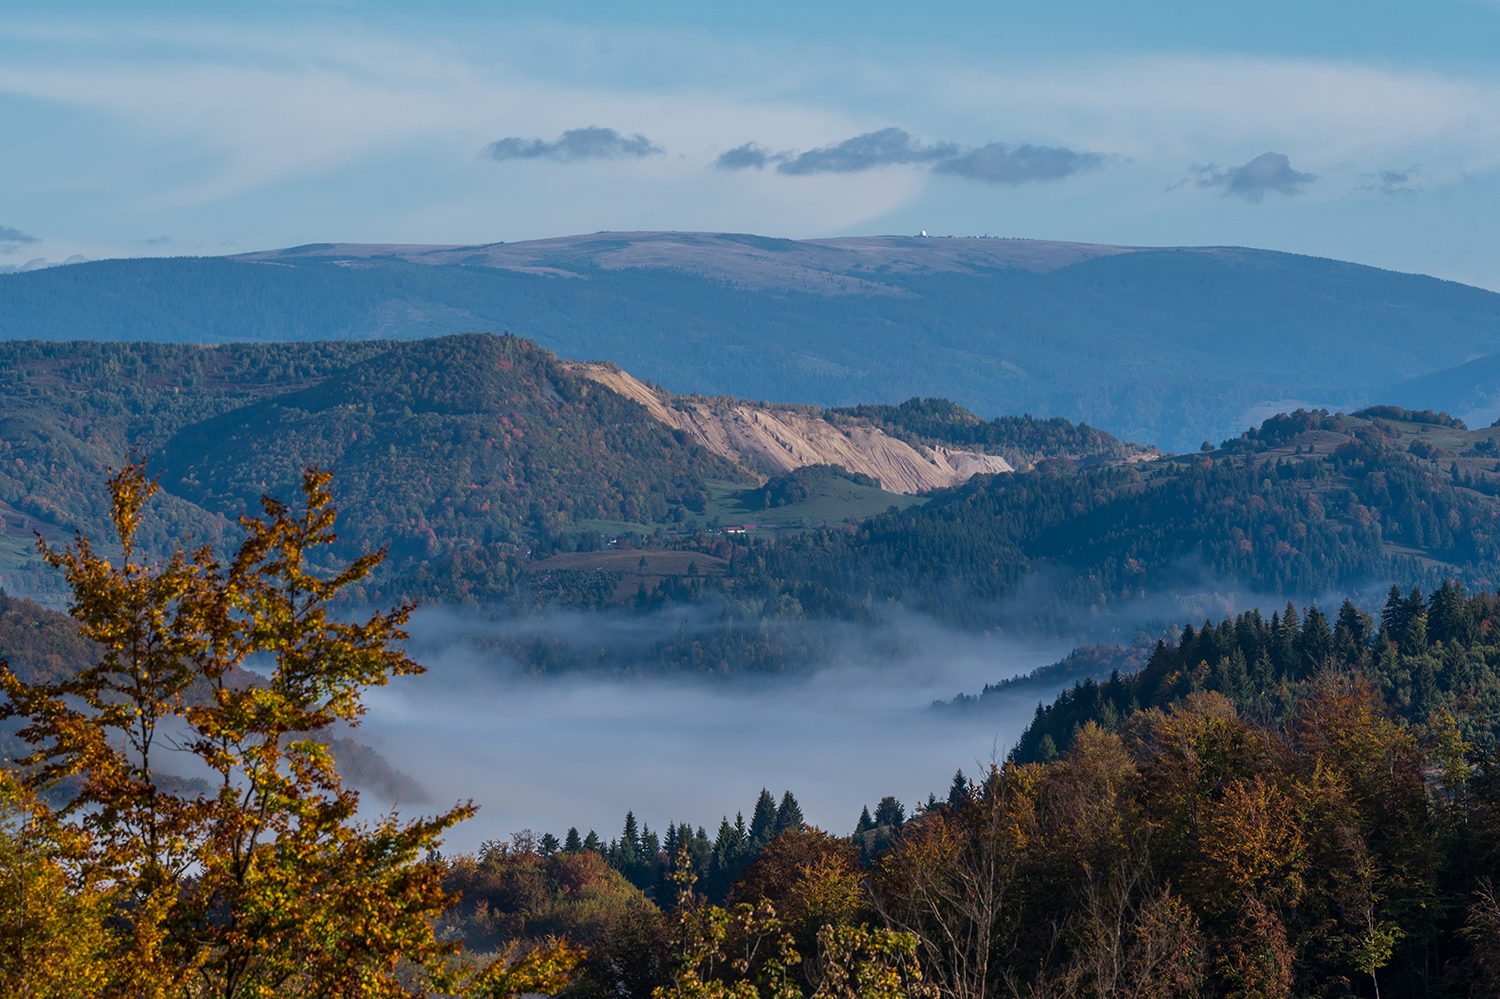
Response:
[[3, 1, 1500, 287]]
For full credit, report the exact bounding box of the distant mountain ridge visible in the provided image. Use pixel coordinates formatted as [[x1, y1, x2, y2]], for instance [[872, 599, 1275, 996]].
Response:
[[3, 232, 1500, 449]]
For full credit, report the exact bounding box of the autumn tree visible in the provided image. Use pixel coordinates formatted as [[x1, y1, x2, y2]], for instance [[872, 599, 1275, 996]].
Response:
[[0, 461, 574, 998]]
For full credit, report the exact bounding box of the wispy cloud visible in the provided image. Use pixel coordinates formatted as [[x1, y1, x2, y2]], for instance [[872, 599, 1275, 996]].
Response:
[[776, 127, 957, 175], [933, 143, 1105, 184], [717, 128, 1104, 185], [0, 225, 39, 245], [1195, 151, 1316, 202], [714, 142, 774, 170], [482, 126, 663, 163], [1360, 165, 1423, 195]]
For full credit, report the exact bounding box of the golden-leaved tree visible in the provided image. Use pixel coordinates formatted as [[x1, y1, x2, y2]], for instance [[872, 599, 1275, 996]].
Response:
[[0, 461, 577, 998]]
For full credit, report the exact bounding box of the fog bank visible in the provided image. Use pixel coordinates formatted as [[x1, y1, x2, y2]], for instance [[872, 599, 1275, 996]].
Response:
[[354, 610, 1069, 852]]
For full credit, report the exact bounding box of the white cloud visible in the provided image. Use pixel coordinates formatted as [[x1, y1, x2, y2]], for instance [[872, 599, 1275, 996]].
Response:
[[0, 17, 1497, 253]]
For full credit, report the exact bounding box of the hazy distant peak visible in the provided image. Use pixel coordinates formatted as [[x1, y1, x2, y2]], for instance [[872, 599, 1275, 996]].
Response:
[[233, 231, 1141, 295]]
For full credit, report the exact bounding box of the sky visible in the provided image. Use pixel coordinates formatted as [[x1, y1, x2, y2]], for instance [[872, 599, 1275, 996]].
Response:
[[3, 1, 1500, 286]]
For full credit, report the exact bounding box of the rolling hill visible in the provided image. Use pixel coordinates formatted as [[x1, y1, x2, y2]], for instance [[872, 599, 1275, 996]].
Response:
[[3, 232, 1499, 450], [0, 333, 1132, 605]]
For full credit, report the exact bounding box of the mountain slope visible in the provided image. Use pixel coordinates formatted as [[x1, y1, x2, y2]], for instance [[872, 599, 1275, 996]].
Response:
[[565, 362, 1015, 492], [4, 233, 1499, 449], [0, 334, 1128, 603]]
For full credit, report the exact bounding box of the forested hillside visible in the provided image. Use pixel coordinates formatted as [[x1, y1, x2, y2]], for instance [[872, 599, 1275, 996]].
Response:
[[494, 405, 1500, 671], [7, 333, 1500, 675], [0, 334, 1131, 610]]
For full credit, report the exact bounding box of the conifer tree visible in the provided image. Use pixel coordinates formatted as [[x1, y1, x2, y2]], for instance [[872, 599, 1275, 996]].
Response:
[[1297, 605, 1333, 678], [875, 796, 906, 829], [774, 791, 804, 835], [857, 806, 875, 833], [1334, 598, 1374, 663], [947, 770, 969, 808], [564, 827, 582, 852], [583, 830, 602, 853], [750, 788, 778, 844], [621, 810, 641, 865]]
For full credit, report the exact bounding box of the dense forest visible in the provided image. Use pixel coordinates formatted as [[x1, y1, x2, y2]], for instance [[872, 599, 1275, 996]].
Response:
[[0, 334, 1142, 606], [1003, 580, 1500, 761], [828, 398, 1134, 463], [458, 406, 1500, 674], [416, 584, 1500, 999]]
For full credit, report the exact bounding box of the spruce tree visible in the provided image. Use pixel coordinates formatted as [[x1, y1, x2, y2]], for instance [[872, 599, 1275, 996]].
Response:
[[774, 791, 804, 835], [564, 827, 582, 852], [583, 830, 602, 853], [621, 811, 640, 866], [642, 823, 660, 859], [856, 806, 875, 833], [1381, 584, 1408, 643], [750, 789, 778, 844], [947, 769, 968, 808], [874, 796, 905, 829], [1297, 605, 1333, 678]]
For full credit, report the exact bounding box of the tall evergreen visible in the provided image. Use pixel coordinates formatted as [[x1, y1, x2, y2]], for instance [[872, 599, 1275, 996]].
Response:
[[564, 827, 582, 852], [1333, 598, 1374, 663], [749, 789, 778, 844], [774, 791, 804, 835], [1296, 605, 1333, 678], [620, 811, 640, 865], [856, 806, 875, 833], [874, 796, 905, 829], [947, 769, 969, 808]]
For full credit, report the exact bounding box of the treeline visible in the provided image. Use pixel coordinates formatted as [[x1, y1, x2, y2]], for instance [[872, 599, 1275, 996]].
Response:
[[828, 396, 1136, 464], [386, 417, 1500, 674], [1010, 580, 1500, 764], [429, 670, 1500, 998], [705, 435, 1485, 630]]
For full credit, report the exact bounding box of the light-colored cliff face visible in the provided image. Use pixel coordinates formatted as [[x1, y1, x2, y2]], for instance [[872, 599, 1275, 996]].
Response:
[[567, 363, 1012, 495]]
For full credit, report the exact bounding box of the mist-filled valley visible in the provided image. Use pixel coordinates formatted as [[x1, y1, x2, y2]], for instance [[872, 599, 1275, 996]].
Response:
[[355, 608, 1071, 852], [5, 321, 1500, 996]]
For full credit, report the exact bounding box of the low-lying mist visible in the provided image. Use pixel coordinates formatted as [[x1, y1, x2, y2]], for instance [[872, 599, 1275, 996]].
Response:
[[352, 608, 1069, 852], [347, 566, 1400, 852]]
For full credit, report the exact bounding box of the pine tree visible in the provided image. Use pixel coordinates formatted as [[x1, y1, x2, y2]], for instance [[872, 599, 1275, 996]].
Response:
[[1227, 647, 1251, 701], [774, 791, 804, 835], [1381, 584, 1408, 643], [947, 769, 969, 808], [583, 830, 602, 853], [642, 823, 660, 859], [540, 832, 560, 856], [1297, 605, 1333, 678], [1403, 610, 1430, 656], [564, 827, 582, 852], [620, 811, 641, 866], [874, 796, 905, 829], [1333, 598, 1374, 663], [856, 806, 875, 833], [750, 788, 778, 844]]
